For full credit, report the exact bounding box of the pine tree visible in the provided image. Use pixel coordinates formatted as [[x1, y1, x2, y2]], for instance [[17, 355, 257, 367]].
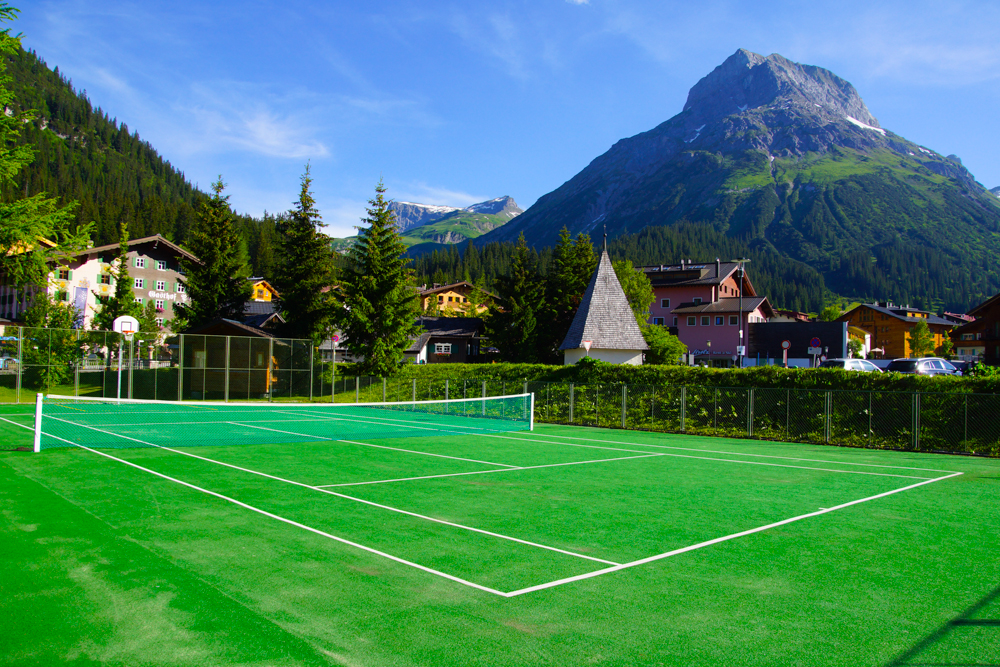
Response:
[[92, 220, 142, 331], [338, 181, 421, 375], [484, 233, 545, 363], [0, 4, 88, 288], [173, 178, 252, 329], [537, 228, 595, 362], [273, 166, 338, 341]]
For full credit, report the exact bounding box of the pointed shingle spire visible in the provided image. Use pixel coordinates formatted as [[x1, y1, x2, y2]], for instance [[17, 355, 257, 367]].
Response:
[[560, 250, 648, 353]]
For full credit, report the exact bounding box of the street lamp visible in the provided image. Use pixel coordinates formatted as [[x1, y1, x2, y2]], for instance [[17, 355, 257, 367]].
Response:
[[731, 258, 751, 368]]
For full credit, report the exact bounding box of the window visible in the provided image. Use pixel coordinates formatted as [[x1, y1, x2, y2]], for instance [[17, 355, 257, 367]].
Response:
[[55, 290, 69, 302], [660, 298, 670, 308], [715, 316, 724, 325], [134, 257, 146, 269], [448, 296, 453, 302], [438, 296, 444, 303], [134, 278, 144, 289], [155, 300, 165, 312], [687, 316, 696, 326], [176, 282, 186, 293], [99, 273, 113, 285], [652, 317, 664, 325], [693, 297, 703, 305], [135, 297, 144, 305], [156, 280, 166, 291], [434, 343, 452, 354], [673, 317, 678, 326], [58, 268, 71, 280], [155, 318, 164, 328], [156, 260, 167, 271], [462, 298, 468, 303], [701, 316, 710, 326], [729, 315, 737, 325]]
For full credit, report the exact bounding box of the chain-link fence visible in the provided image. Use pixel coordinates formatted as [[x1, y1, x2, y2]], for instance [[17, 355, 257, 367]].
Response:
[[3, 326, 997, 456], [523, 381, 1000, 457]]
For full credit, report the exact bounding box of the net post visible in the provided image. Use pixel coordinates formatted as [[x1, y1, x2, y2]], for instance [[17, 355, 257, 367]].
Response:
[[33, 392, 43, 453], [529, 390, 535, 431], [382, 377, 386, 403]]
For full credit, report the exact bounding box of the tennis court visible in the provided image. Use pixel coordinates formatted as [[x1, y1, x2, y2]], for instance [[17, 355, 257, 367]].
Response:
[[1, 395, 998, 666]]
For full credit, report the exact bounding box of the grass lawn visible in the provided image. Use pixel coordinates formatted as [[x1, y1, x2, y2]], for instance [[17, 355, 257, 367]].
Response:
[[1, 400, 998, 666]]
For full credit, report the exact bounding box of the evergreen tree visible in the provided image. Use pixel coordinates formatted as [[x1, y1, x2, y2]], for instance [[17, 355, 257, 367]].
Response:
[[173, 178, 252, 329], [484, 233, 545, 363], [338, 181, 421, 375], [22, 294, 80, 389], [92, 220, 142, 331], [537, 228, 595, 362], [907, 320, 934, 357], [273, 166, 338, 341], [0, 4, 89, 288]]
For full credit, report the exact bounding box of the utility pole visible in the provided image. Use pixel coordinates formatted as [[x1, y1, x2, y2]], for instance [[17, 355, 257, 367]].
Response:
[[732, 258, 751, 368]]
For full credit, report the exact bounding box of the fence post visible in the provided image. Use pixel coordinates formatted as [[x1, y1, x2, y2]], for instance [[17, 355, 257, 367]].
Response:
[[482, 380, 486, 415], [913, 393, 920, 450], [309, 345, 314, 402], [714, 388, 718, 431], [267, 338, 274, 402], [446, 379, 450, 401], [569, 383, 574, 423], [224, 336, 231, 402], [74, 329, 80, 398], [15, 327, 22, 404], [868, 392, 873, 448], [747, 387, 754, 437], [412, 378, 417, 403], [382, 377, 386, 403], [786, 389, 790, 439], [621, 385, 627, 429], [964, 393, 968, 447], [356, 376, 360, 403], [825, 391, 832, 443], [680, 386, 686, 432], [177, 334, 185, 401]]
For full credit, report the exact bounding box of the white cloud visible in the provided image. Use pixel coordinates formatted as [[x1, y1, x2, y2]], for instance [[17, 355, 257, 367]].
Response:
[[566, 0, 590, 4]]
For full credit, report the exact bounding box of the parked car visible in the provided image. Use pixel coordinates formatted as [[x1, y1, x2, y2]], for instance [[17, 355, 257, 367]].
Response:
[[819, 358, 882, 372], [884, 357, 961, 376]]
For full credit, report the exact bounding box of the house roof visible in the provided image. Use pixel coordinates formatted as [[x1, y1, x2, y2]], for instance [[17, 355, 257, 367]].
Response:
[[418, 281, 496, 299], [843, 303, 955, 327], [67, 234, 201, 264], [247, 277, 280, 297], [672, 296, 774, 317], [244, 301, 276, 316], [406, 317, 484, 353], [967, 293, 1000, 318], [560, 250, 648, 351], [640, 260, 757, 296]]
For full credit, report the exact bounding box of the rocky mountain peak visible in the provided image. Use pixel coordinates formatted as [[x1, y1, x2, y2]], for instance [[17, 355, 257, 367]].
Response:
[[991, 186, 1000, 197], [683, 49, 878, 127]]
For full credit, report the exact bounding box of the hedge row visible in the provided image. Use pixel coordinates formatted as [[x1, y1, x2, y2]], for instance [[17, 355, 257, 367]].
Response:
[[333, 359, 1000, 395]]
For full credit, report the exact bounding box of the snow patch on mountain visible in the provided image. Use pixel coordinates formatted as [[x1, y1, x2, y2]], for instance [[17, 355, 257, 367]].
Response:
[[845, 116, 886, 136]]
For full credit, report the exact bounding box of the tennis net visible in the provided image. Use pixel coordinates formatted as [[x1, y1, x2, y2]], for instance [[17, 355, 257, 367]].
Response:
[[34, 393, 534, 451]]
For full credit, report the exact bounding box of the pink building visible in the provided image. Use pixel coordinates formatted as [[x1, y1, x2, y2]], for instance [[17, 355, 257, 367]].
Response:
[[642, 259, 774, 367]]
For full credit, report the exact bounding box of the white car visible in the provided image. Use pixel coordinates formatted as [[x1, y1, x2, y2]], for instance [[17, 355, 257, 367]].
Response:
[[819, 358, 882, 372]]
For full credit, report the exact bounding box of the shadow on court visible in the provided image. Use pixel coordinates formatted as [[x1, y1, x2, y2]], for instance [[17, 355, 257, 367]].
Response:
[[886, 584, 1000, 666]]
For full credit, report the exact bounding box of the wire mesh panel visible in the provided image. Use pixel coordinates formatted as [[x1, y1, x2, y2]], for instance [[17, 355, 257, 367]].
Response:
[[715, 388, 750, 437], [787, 389, 826, 444], [683, 385, 717, 433], [751, 388, 790, 441], [965, 394, 1000, 456], [867, 391, 913, 450], [917, 392, 967, 453], [830, 391, 873, 448]]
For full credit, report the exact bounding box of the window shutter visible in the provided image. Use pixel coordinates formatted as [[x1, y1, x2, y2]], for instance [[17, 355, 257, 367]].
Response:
[[68, 270, 73, 280]]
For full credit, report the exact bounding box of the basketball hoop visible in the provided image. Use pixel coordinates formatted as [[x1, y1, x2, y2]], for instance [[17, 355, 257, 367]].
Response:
[[113, 315, 139, 340], [112, 315, 139, 401]]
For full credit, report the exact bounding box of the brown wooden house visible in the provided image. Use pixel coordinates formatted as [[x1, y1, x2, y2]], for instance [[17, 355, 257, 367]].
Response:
[[951, 293, 1000, 365], [837, 302, 954, 359]]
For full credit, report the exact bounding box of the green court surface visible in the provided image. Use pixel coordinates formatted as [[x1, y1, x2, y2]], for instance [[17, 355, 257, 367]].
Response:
[[1, 401, 998, 666]]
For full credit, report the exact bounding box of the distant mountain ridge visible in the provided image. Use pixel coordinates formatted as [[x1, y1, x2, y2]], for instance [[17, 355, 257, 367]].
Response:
[[478, 48, 1000, 310], [389, 196, 521, 235], [991, 186, 1000, 197]]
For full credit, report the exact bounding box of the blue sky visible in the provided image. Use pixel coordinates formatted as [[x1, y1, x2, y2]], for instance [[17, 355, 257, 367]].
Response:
[[17, 0, 1000, 237]]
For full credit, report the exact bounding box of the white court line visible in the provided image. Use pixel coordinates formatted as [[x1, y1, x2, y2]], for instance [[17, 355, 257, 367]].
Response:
[[290, 410, 941, 480], [26, 415, 968, 597], [315, 453, 666, 488], [503, 471, 964, 597], [235, 421, 520, 468], [513, 431, 959, 474], [21, 421, 508, 596], [43, 415, 617, 566]]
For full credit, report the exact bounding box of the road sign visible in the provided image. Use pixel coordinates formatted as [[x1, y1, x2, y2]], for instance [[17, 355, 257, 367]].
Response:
[[736, 345, 746, 356], [583, 341, 593, 352], [810, 337, 821, 347], [780, 340, 791, 350], [808, 346, 822, 355], [332, 334, 340, 343]]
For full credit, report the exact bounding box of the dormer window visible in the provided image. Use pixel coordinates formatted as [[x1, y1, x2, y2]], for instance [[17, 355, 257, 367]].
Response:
[[693, 297, 703, 305]]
